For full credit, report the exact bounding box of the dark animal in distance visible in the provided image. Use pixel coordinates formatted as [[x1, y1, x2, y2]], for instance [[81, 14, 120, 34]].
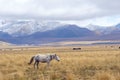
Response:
[[73, 48, 81, 50]]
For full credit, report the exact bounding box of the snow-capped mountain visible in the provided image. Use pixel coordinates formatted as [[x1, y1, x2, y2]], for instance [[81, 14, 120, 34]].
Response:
[[0, 20, 120, 45], [86, 24, 118, 35], [0, 20, 64, 37]]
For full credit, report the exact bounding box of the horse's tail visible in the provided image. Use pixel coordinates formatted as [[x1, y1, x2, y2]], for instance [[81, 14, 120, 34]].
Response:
[[28, 56, 35, 65]]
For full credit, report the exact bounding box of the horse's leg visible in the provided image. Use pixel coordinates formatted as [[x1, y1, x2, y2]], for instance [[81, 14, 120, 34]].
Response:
[[45, 62, 49, 69], [47, 62, 50, 68], [36, 61, 39, 69], [34, 61, 37, 69]]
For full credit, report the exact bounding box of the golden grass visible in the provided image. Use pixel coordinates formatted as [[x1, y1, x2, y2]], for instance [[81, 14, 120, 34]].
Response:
[[0, 46, 120, 80]]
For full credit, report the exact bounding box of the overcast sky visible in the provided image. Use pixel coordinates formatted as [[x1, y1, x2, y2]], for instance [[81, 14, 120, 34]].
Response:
[[0, 0, 120, 26]]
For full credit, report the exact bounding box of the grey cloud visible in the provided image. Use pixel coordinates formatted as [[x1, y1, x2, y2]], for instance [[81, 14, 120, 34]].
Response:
[[0, 0, 120, 20]]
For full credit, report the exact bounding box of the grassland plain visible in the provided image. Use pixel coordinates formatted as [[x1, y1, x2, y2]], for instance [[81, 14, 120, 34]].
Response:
[[0, 45, 120, 80]]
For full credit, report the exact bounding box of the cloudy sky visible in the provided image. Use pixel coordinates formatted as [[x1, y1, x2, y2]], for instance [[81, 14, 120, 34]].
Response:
[[0, 0, 120, 26]]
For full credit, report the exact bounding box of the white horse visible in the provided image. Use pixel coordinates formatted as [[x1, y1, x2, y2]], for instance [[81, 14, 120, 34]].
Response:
[[28, 54, 60, 69]]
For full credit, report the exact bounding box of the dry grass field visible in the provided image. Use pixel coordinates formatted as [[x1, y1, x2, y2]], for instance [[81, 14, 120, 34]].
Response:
[[0, 45, 120, 80]]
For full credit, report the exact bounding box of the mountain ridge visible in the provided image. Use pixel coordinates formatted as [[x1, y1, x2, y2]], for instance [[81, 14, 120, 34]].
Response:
[[0, 20, 120, 44], [0, 20, 64, 37]]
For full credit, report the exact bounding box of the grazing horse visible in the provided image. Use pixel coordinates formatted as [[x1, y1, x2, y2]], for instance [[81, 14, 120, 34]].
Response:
[[28, 54, 60, 69]]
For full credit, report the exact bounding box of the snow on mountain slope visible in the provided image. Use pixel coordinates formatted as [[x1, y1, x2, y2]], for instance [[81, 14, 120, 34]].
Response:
[[0, 20, 64, 37], [86, 24, 117, 35]]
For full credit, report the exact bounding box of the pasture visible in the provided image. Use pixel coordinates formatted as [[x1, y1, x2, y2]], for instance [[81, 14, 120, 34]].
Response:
[[0, 45, 120, 80]]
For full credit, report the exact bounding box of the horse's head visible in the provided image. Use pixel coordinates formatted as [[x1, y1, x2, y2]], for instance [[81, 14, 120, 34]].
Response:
[[53, 54, 60, 61]]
